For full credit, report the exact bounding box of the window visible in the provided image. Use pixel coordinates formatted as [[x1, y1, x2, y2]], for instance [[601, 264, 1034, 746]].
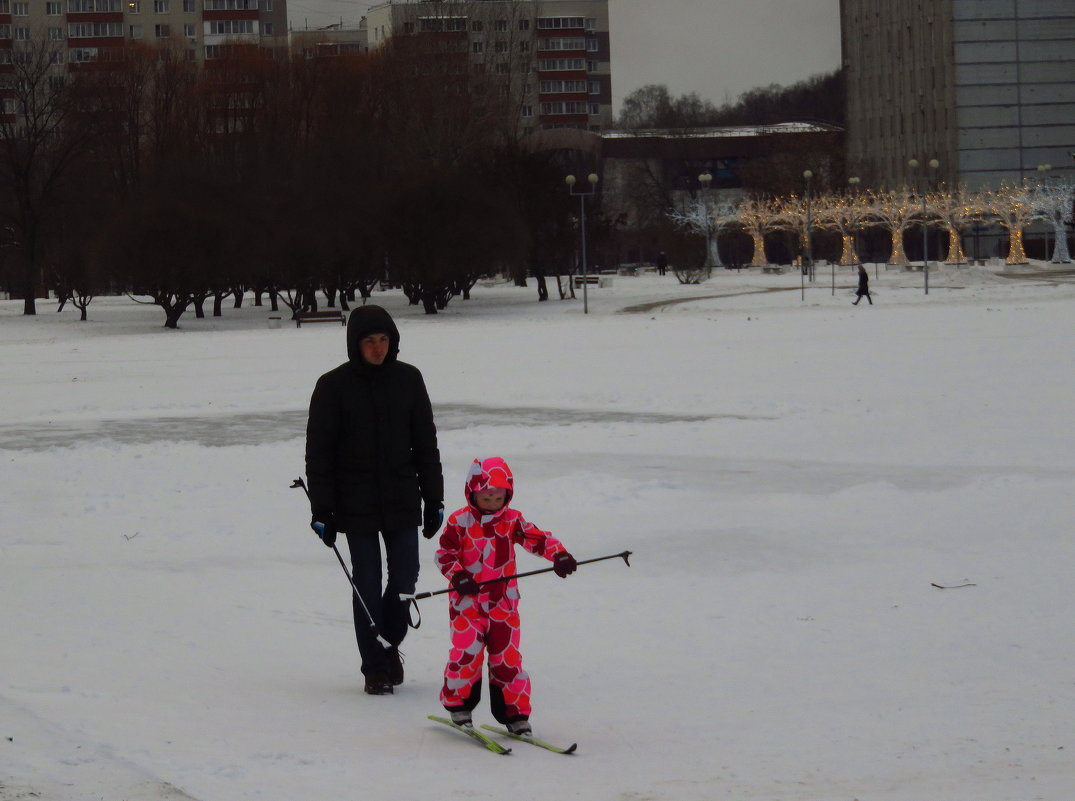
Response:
[[183, 0, 194, 10], [0, 49, 10, 63], [587, 38, 598, 52], [537, 17, 585, 30], [494, 41, 506, 53], [155, 23, 170, 36], [587, 60, 597, 72], [0, 1, 8, 14], [471, 41, 482, 54], [262, 21, 272, 34], [403, 22, 413, 33], [494, 19, 507, 31], [128, 1, 140, 12], [258, 0, 271, 8], [46, 1, 62, 12], [69, 22, 123, 37], [14, 26, 30, 40], [495, 62, 508, 74], [539, 37, 585, 51], [0, 25, 9, 39], [541, 101, 586, 114], [48, 26, 64, 38], [208, 19, 253, 34], [540, 79, 586, 93], [521, 105, 533, 117], [129, 23, 143, 37], [518, 41, 529, 52], [588, 102, 599, 115], [588, 80, 600, 94], [153, 0, 168, 11], [519, 18, 529, 30], [537, 58, 584, 71], [13, 2, 29, 15], [70, 47, 99, 62], [471, 20, 482, 32], [183, 22, 194, 36]]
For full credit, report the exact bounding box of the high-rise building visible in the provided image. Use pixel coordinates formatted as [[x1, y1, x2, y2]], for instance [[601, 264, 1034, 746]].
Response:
[[365, 0, 612, 135], [0, 0, 287, 69], [840, 0, 1074, 188]]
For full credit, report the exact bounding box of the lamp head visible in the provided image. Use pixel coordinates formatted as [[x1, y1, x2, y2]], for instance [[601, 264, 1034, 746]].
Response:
[[565, 175, 577, 187]]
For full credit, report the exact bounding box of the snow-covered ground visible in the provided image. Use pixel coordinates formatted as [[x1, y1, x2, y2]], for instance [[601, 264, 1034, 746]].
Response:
[[2, 262, 1074, 801]]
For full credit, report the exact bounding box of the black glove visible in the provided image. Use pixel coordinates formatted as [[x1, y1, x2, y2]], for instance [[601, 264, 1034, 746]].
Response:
[[553, 552, 578, 578], [451, 571, 480, 596], [423, 503, 444, 539], [311, 514, 337, 548]]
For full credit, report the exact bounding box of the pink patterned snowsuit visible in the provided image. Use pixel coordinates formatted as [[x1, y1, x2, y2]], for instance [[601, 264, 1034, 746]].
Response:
[[436, 458, 568, 723]]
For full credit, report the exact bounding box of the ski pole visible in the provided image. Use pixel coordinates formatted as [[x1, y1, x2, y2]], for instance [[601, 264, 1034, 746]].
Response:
[[399, 550, 632, 602], [290, 478, 391, 648]]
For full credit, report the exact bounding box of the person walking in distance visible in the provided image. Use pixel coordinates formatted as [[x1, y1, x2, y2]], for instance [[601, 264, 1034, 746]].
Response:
[[306, 305, 444, 695], [853, 265, 873, 305]]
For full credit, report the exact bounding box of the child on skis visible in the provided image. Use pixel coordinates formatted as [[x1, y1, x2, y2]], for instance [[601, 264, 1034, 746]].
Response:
[[435, 457, 577, 736]]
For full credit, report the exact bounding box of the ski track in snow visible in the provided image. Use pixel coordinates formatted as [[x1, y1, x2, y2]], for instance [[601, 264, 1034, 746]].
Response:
[[0, 403, 734, 451]]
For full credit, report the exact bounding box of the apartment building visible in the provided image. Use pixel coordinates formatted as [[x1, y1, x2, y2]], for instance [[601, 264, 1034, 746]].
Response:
[[365, 0, 613, 134], [840, 0, 1074, 188], [0, 0, 287, 68]]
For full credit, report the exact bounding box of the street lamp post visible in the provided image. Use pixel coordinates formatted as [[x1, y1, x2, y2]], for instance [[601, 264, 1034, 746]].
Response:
[[908, 157, 939, 294], [566, 172, 599, 314], [846, 176, 861, 296], [1037, 164, 1052, 261], [803, 169, 814, 284], [699, 170, 715, 272]]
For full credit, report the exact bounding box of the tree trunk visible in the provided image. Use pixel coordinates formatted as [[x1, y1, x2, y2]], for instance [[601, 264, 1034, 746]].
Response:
[[536, 273, 549, 301]]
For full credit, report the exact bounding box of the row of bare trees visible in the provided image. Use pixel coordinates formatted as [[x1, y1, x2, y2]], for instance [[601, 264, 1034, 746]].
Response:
[[671, 182, 1074, 270], [0, 33, 581, 325]]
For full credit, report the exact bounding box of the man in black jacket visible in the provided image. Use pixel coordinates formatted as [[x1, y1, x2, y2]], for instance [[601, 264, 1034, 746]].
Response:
[[306, 305, 444, 695]]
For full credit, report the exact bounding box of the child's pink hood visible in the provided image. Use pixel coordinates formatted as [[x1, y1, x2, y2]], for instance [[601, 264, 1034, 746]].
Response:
[[466, 457, 514, 507]]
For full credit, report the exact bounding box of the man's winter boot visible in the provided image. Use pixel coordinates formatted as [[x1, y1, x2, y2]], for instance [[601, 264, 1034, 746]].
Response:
[[449, 710, 473, 728], [387, 647, 404, 686], [507, 719, 532, 737], [364, 672, 394, 696]]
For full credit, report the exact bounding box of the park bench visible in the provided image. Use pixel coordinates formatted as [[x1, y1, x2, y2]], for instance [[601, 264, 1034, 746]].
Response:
[[295, 309, 346, 328], [573, 275, 600, 287]]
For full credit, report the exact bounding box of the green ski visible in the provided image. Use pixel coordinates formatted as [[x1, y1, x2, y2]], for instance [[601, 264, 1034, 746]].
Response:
[[481, 724, 577, 755], [428, 715, 511, 755]]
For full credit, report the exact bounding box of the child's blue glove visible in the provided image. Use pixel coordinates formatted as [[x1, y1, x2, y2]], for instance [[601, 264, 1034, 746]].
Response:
[[311, 514, 337, 548]]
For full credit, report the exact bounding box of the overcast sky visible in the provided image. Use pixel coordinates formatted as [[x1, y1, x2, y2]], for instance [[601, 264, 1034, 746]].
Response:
[[286, 0, 843, 114]]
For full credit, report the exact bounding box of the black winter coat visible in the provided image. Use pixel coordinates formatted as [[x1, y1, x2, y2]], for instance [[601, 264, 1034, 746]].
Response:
[[305, 305, 443, 533]]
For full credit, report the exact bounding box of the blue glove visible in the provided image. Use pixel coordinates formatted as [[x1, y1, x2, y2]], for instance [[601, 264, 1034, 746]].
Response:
[[422, 503, 444, 539], [311, 514, 337, 548]]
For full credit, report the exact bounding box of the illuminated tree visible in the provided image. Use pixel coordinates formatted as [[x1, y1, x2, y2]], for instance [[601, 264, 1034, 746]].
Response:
[[769, 193, 813, 265], [813, 191, 871, 266], [736, 197, 779, 266], [982, 186, 1041, 266], [929, 186, 988, 265], [1029, 179, 1074, 263], [865, 189, 916, 266]]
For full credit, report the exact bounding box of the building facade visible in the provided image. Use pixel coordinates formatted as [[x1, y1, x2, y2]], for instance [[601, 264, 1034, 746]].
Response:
[[841, 0, 1074, 188], [365, 0, 612, 135], [0, 0, 287, 69]]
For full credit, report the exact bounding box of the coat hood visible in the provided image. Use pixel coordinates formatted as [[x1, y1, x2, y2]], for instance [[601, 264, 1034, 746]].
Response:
[[466, 457, 514, 508], [346, 305, 401, 366]]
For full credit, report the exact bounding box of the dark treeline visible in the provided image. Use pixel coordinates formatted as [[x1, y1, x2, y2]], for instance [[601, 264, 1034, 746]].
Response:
[[0, 37, 578, 325], [616, 70, 846, 130]]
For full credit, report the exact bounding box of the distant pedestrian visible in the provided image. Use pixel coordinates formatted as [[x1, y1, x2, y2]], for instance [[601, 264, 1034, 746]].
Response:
[[656, 251, 668, 276], [853, 265, 872, 305]]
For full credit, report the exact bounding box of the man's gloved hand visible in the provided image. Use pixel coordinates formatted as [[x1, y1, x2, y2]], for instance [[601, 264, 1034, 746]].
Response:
[[553, 551, 578, 578], [423, 503, 444, 539], [311, 514, 337, 548], [451, 571, 480, 596]]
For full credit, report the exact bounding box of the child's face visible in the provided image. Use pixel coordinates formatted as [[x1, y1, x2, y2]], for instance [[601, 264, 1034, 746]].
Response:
[[474, 488, 507, 512]]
